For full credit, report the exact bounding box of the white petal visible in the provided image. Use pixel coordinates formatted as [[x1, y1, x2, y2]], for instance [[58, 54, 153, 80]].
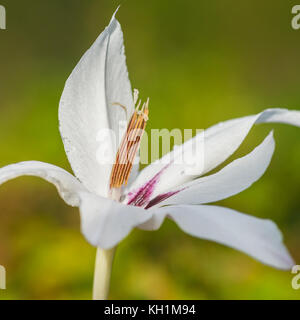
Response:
[[79, 192, 151, 249], [148, 131, 275, 207], [0, 161, 84, 206], [142, 205, 294, 270], [130, 108, 300, 196], [59, 9, 134, 197], [202, 108, 300, 174], [0, 161, 150, 249]]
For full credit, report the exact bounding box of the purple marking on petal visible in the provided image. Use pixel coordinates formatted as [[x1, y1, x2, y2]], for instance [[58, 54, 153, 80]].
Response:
[[127, 164, 170, 207], [145, 190, 181, 209]]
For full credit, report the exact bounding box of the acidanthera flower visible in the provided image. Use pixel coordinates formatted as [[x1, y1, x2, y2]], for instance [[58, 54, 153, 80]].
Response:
[[1, 9, 300, 300]]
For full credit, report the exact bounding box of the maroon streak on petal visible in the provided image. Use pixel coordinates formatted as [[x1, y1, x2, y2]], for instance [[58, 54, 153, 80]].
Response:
[[127, 164, 170, 207], [145, 190, 181, 209]]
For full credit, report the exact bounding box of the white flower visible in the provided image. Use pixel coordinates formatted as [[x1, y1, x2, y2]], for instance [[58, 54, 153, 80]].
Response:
[[1, 10, 300, 272]]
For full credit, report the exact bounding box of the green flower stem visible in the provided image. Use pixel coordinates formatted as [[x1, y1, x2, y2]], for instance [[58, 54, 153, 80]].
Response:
[[92, 247, 116, 300]]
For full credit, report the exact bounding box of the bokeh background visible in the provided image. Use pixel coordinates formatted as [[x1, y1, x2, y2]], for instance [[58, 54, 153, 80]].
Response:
[[0, 0, 300, 299]]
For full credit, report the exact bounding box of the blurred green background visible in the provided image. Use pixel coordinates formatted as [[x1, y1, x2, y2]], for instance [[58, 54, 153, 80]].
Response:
[[0, 0, 300, 299]]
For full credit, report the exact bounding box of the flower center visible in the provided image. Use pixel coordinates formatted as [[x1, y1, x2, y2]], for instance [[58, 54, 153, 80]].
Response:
[[109, 91, 149, 190]]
